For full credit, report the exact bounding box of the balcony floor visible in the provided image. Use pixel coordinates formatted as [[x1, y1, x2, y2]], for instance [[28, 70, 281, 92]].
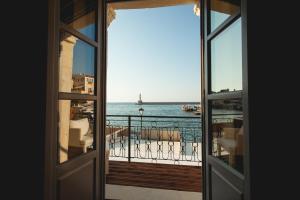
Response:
[[106, 184, 202, 200], [106, 161, 202, 192]]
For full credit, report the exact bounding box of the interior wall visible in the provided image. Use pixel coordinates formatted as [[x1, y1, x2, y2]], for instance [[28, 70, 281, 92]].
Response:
[[2, 0, 49, 199]]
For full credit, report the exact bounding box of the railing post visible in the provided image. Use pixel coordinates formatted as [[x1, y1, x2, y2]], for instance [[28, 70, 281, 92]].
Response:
[[128, 116, 131, 162]]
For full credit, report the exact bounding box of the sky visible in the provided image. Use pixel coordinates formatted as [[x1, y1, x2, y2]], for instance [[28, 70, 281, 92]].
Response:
[[72, 5, 242, 102], [107, 5, 201, 102], [210, 12, 242, 92], [73, 39, 95, 76]]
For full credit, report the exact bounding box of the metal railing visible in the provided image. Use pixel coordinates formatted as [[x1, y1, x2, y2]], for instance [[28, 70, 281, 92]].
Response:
[[106, 115, 202, 165], [105, 114, 242, 166]]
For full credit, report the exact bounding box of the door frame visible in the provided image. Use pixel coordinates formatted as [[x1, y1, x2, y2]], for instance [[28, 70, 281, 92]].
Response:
[[44, 0, 107, 199]]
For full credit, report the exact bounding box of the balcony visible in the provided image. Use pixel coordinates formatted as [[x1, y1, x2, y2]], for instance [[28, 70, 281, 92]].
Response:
[[105, 115, 202, 200], [104, 114, 243, 199]]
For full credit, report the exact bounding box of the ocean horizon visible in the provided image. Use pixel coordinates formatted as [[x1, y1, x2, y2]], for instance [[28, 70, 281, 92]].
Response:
[[107, 101, 200, 103], [107, 102, 200, 117]]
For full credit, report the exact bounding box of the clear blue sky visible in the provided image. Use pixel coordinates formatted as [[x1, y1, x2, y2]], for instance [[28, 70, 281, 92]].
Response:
[[72, 5, 242, 101], [107, 5, 201, 102], [210, 11, 242, 92], [73, 39, 95, 76]]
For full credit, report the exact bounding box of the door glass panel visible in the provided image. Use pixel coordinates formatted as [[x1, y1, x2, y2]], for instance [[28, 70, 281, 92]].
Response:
[[211, 18, 242, 93], [210, 99, 243, 173], [59, 32, 96, 95], [58, 100, 95, 163], [210, 0, 240, 32], [61, 0, 97, 40]]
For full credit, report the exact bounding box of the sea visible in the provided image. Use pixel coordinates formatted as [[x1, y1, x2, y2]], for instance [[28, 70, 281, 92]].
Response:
[[107, 102, 201, 141], [107, 102, 199, 117], [106, 103, 242, 141], [106, 102, 241, 117]]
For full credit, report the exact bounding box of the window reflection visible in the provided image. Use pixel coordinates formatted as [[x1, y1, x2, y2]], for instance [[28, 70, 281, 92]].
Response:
[[58, 100, 95, 163], [61, 0, 97, 40], [211, 99, 243, 173], [59, 32, 95, 95], [210, 0, 240, 31], [211, 18, 242, 93]]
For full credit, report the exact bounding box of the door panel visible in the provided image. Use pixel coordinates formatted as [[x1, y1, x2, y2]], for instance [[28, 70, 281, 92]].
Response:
[[58, 160, 94, 200], [210, 98, 244, 173], [202, 0, 248, 199], [46, 0, 106, 199], [207, 156, 244, 190], [211, 168, 243, 200]]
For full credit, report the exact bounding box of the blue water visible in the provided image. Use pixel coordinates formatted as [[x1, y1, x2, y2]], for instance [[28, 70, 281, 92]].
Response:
[[107, 102, 199, 117], [107, 103, 201, 128], [106, 103, 242, 140], [107, 103, 202, 141], [106, 102, 241, 118]]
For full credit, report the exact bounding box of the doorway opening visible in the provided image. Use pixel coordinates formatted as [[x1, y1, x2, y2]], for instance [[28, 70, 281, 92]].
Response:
[[105, 1, 202, 200]]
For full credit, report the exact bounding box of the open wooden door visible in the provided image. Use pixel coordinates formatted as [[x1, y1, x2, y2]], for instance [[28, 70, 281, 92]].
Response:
[[45, 0, 106, 199], [201, 0, 249, 200]]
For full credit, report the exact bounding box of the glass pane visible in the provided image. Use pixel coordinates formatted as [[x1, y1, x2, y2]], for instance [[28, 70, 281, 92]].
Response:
[[210, 0, 240, 32], [61, 0, 97, 40], [58, 100, 95, 163], [211, 18, 242, 93], [59, 32, 96, 95], [210, 99, 243, 173]]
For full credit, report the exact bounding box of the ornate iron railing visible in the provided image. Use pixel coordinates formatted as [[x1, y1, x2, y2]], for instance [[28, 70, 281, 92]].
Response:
[[106, 115, 202, 165], [105, 114, 241, 165]]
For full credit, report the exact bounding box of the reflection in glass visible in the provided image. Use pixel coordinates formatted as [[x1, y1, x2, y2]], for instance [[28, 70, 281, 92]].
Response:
[[210, 0, 240, 31], [58, 100, 95, 163], [59, 32, 95, 95], [211, 99, 243, 173], [211, 18, 242, 93], [61, 0, 97, 40]]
